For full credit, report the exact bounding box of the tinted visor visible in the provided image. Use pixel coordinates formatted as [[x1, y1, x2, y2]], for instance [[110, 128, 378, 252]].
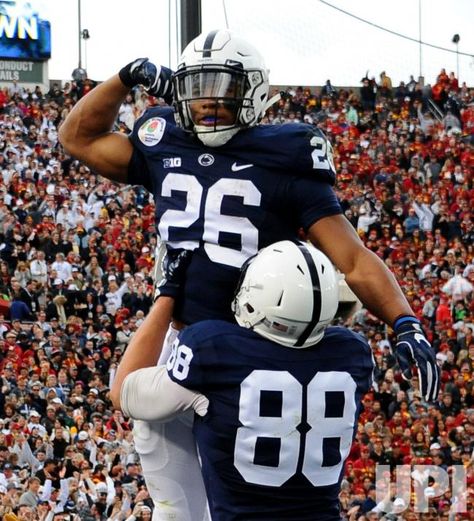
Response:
[[173, 66, 250, 133], [176, 69, 247, 101]]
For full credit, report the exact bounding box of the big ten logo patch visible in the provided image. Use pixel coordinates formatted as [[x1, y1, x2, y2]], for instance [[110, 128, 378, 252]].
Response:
[[163, 157, 182, 168]]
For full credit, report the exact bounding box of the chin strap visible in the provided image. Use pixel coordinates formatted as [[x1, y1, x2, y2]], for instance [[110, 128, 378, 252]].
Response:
[[195, 126, 240, 147]]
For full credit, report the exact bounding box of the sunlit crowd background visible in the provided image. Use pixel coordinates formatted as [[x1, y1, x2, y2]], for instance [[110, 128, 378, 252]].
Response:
[[0, 67, 472, 520]]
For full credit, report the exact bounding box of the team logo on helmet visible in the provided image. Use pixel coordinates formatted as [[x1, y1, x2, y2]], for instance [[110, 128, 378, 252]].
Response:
[[138, 117, 166, 147]]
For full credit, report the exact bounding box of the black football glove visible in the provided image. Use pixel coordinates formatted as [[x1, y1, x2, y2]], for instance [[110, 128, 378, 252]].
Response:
[[153, 244, 192, 300], [393, 315, 440, 402], [119, 58, 174, 104]]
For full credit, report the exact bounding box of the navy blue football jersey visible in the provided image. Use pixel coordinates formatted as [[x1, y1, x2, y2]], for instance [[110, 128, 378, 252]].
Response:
[[167, 321, 374, 521], [128, 107, 341, 323]]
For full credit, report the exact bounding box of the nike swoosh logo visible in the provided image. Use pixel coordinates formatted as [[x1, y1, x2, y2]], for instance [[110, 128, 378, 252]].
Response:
[[231, 162, 254, 172]]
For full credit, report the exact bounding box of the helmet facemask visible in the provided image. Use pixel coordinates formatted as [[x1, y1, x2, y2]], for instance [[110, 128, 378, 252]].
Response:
[[173, 64, 266, 147]]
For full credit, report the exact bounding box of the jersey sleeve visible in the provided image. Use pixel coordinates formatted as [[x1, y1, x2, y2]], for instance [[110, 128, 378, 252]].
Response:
[[127, 148, 153, 191], [293, 125, 337, 185], [287, 178, 342, 231], [126, 106, 175, 189]]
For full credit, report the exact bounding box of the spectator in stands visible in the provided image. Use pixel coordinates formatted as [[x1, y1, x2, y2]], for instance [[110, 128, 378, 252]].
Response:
[[360, 77, 376, 111], [18, 476, 41, 508]]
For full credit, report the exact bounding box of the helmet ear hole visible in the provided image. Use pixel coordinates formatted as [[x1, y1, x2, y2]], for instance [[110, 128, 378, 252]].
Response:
[[245, 303, 254, 313]]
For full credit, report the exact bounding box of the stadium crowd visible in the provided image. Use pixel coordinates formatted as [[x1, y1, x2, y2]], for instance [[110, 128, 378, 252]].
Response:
[[0, 66, 472, 520]]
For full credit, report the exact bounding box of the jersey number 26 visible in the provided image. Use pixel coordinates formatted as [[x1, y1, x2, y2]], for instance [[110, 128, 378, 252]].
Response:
[[158, 173, 261, 268]]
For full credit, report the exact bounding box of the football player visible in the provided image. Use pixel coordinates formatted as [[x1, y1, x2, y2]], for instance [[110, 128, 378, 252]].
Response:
[[59, 30, 439, 520], [113, 241, 375, 520]]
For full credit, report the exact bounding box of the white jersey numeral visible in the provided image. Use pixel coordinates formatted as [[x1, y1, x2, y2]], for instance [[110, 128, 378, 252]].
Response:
[[234, 371, 302, 486], [234, 370, 357, 487], [310, 135, 335, 172], [303, 372, 357, 486], [166, 340, 193, 381], [158, 173, 261, 268], [203, 179, 261, 268], [158, 173, 202, 250]]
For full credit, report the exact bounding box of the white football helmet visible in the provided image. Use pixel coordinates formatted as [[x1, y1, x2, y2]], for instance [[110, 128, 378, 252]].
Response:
[[173, 29, 270, 147], [232, 241, 339, 348]]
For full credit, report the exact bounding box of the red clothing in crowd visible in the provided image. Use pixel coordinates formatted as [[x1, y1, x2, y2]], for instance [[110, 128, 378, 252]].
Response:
[[436, 302, 452, 324]]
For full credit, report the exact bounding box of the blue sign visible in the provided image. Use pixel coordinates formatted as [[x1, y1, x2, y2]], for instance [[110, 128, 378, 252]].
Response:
[[0, 1, 51, 61]]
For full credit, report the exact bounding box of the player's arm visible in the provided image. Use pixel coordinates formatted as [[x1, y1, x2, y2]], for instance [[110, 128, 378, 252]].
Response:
[[58, 75, 132, 183], [58, 59, 173, 183], [308, 214, 412, 326], [299, 128, 411, 322], [112, 295, 208, 421], [110, 296, 174, 409], [309, 214, 439, 401], [110, 250, 207, 420], [119, 366, 209, 421], [289, 172, 409, 325]]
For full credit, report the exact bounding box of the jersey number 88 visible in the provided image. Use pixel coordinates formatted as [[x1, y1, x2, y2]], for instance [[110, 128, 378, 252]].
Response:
[[234, 370, 357, 487]]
